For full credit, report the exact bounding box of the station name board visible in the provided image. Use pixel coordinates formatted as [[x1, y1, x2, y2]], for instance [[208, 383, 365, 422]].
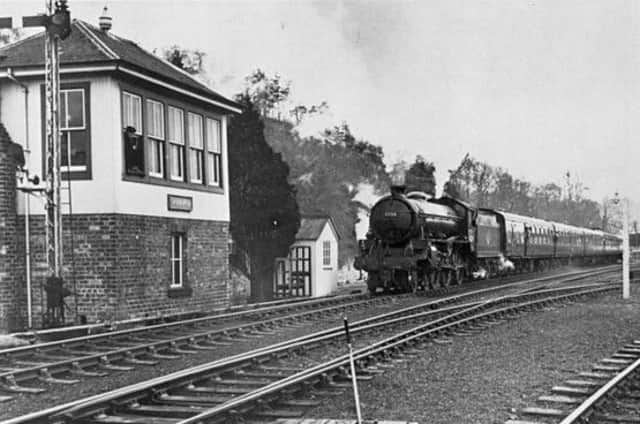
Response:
[[167, 195, 193, 212]]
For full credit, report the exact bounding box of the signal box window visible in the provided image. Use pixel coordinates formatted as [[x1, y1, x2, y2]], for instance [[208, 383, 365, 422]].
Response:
[[168, 106, 185, 181], [122, 92, 144, 176], [188, 112, 204, 183], [43, 83, 91, 179], [147, 99, 165, 178], [170, 234, 184, 288], [205, 118, 222, 187]]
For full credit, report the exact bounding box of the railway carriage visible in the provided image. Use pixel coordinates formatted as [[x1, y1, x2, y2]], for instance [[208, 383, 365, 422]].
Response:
[[355, 185, 622, 294]]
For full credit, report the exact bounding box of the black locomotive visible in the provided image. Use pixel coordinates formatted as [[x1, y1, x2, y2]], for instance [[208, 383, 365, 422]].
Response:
[[354, 185, 622, 294]]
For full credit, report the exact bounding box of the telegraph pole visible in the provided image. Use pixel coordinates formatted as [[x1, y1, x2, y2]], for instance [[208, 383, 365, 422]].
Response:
[[622, 199, 630, 299], [614, 192, 631, 299]]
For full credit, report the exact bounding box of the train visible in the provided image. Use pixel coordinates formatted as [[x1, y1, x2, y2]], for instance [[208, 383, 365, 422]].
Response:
[[354, 185, 623, 294]]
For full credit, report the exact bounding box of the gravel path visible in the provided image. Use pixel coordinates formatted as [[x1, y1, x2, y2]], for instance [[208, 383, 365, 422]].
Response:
[[305, 284, 640, 424]]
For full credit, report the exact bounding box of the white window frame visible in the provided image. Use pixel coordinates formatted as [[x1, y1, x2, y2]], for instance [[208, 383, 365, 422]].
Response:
[[61, 88, 87, 172], [168, 106, 185, 181], [170, 234, 184, 288], [322, 241, 331, 267], [205, 117, 222, 187], [188, 112, 204, 184], [122, 91, 142, 134], [147, 99, 165, 178]]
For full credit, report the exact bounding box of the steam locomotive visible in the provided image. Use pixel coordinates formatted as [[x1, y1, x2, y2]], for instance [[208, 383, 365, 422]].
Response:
[[354, 185, 623, 293]]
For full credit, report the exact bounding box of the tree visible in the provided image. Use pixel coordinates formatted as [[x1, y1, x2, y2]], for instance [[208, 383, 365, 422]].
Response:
[[228, 95, 300, 301], [405, 155, 436, 196], [160, 45, 205, 75], [289, 101, 329, 125], [0, 29, 22, 47], [243, 69, 291, 119]]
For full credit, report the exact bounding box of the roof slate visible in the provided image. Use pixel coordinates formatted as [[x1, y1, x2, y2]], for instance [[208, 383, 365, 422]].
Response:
[[296, 216, 339, 241], [0, 20, 239, 111]]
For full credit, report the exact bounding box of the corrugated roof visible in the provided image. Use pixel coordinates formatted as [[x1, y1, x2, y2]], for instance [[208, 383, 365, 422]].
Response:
[[295, 216, 339, 241], [0, 20, 240, 112]]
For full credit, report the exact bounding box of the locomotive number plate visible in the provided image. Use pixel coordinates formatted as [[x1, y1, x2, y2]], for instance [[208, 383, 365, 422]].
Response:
[[384, 212, 398, 217]]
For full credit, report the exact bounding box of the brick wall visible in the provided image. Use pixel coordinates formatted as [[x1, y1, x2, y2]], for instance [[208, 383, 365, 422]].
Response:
[[17, 213, 230, 328], [0, 124, 26, 332]]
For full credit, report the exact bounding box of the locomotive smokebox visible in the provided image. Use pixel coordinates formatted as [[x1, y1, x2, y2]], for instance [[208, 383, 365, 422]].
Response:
[[370, 195, 415, 245]]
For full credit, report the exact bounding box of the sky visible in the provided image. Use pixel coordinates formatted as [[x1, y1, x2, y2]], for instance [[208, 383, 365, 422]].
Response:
[[3, 0, 639, 221]]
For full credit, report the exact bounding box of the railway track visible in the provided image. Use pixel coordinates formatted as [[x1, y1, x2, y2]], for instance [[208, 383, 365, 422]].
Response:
[[507, 340, 640, 424], [2, 270, 621, 423], [0, 266, 618, 405]]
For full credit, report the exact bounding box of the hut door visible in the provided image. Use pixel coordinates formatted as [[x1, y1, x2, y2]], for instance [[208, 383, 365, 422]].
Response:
[[273, 257, 289, 297], [289, 246, 312, 297]]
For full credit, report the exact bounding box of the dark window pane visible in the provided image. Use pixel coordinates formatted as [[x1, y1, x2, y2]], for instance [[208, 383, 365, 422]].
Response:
[[173, 261, 180, 285], [124, 130, 145, 176], [69, 131, 87, 166], [60, 92, 67, 128], [61, 131, 87, 168], [66, 90, 84, 128]]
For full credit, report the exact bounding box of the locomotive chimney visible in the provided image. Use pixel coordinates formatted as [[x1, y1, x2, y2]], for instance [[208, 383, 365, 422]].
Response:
[[390, 184, 407, 198]]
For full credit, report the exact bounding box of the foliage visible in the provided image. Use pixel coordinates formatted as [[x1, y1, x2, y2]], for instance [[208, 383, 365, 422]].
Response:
[[289, 101, 329, 125], [243, 69, 291, 119], [0, 29, 22, 47], [160, 45, 205, 75], [264, 119, 390, 266], [404, 155, 436, 196], [445, 154, 604, 229], [227, 95, 300, 300]]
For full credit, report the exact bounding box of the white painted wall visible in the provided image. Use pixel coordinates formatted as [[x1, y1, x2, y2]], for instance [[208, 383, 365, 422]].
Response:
[[312, 222, 339, 297], [1, 75, 230, 222]]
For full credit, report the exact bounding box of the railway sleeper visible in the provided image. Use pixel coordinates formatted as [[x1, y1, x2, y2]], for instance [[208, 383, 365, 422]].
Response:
[[99, 356, 135, 371], [125, 401, 208, 418], [147, 346, 181, 360], [211, 376, 273, 386], [90, 412, 178, 424], [167, 342, 198, 355], [123, 351, 158, 366], [155, 392, 231, 405], [252, 407, 305, 419], [186, 338, 218, 350], [70, 361, 108, 377], [537, 394, 584, 404], [0, 374, 46, 393], [591, 412, 640, 423], [277, 398, 322, 407]]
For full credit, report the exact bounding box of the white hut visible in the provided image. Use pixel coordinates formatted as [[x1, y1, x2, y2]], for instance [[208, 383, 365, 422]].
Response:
[[274, 216, 340, 298]]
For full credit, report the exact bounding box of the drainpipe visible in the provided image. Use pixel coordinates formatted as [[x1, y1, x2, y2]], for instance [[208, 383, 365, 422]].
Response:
[[7, 68, 33, 329]]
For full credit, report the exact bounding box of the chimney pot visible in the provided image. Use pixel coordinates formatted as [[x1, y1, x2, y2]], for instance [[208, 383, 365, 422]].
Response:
[[99, 6, 112, 31]]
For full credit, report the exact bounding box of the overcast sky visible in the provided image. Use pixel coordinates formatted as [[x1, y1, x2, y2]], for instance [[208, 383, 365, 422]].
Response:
[[4, 0, 639, 220]]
